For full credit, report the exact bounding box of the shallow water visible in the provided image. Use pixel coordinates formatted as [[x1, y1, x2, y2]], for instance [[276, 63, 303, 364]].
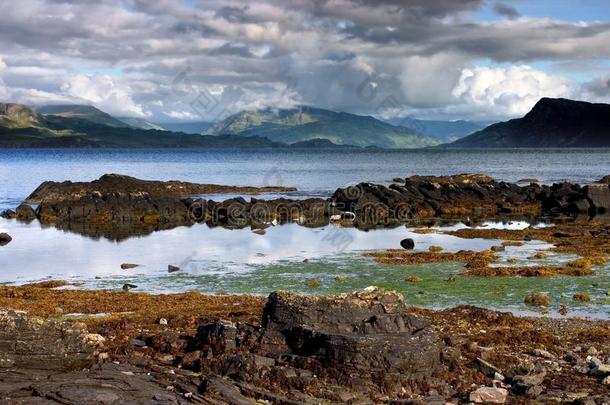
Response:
[[1, 148, 610, 318]]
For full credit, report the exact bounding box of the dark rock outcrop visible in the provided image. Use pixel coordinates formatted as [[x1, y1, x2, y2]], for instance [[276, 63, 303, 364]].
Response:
[[15, 203, 36, 222], [190, 288, 443, 400], [0, 309, 103, 371]]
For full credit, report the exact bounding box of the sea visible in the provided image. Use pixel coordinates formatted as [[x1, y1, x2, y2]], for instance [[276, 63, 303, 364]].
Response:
[[1, 148, 609, 318]]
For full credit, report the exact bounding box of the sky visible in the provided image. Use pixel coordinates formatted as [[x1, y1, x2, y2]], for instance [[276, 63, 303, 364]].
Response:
[[0, 0, 610, 123]]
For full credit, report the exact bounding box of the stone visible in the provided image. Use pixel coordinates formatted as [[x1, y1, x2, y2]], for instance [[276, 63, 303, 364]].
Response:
[[0, 232, 11, 246], [122, 283, 137, 291], [168, 265, 180, 273], [121, 263, 139, 269], [532, 349, 556, 359], [130, 339, 147, 348], [15, 203, 36, 222], [591, 364, 610, 377], [0, 209, 16, 219], [0, 309, 97, 371], [400, 238, 415, 249], [471, 357, 502, 377], [158, 318, 168, 325], [252, 228, 266, 235], [259, 288, 442, 381], [469, 387, 508, 404]]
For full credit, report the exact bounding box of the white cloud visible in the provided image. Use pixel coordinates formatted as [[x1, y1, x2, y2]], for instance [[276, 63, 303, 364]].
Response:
[[452, 65, 575, 118], [61, 74, 150, 117], [164, 110, 199, 120]]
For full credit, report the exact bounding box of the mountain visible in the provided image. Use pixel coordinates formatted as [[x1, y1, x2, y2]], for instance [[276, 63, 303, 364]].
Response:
[[384, 116, 485, 142], [204, 106, 440, 148], [155, 121, 212, 134], [0, 102, 289, 148], [117, 117, 164, 131], [36, 105, 130, 128], [0, 102, 351, 149], [449, 98, 610, 148], [0, 103, 41, 128]]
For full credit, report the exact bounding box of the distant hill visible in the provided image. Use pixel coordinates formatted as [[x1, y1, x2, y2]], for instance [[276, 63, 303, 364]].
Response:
[[0, 102, 346, 149], [449, 98, 610, 148], [383, 116, 485, 142], [155, 121, 212, 134], [36, 104, 130, 128], [204, 106, 439, 148], [117, 117, 164, 131]]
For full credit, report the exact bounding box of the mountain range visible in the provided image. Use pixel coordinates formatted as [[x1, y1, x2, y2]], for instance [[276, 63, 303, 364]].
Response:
[[2, 98, 610, 148], [203, 106, 440, 148], [449, 98, 610, 148]]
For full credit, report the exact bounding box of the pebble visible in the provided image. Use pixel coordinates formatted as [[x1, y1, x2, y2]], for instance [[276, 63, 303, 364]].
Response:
[[533, 349, 556, 359], [159, 318, 168, 325], [587, 346, 599, 356], [602, 376, 610, 385], [130, 338, 147, 347], [469, 387, 508, 404]]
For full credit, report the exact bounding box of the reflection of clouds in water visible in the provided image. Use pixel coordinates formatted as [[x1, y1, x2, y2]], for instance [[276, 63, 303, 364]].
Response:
[[1, 219, 507, 284]]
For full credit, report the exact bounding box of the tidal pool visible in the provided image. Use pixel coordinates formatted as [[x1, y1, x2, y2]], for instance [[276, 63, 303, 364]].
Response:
[[1, 218, 608, 318]]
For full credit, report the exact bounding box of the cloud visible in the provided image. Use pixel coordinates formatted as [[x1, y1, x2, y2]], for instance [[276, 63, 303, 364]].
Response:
[[452, 65, 575, 118], [493, 3, 520, 19], [61, 74, 149, 117], [1, 0, 609, 121]]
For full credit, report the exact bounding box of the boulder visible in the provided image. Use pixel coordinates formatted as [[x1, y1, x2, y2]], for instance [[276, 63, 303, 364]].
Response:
[[0, 209, 15, 219], [260, 288, 442, 379], [15, 203, 36, 222], [0, 309, 101, 371], [584, 184, 610, 215], [0, 232, 11, 246]]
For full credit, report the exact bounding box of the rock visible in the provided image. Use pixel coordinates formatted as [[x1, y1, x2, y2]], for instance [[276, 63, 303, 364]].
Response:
[[602, 376, 610, 385], [252, 228, 266, 235], [525, 292, 550, 307], [197, 320, 237, 355], [400, 238, 415, 249], [471, 357, 502, 377], [259, 288, 442, 382], [469, 386, 508, 404], [122, 283, 137, 291], [532, 349, 556, 359], [584, 183, 610, 214], [130, 339, 147, 348], [0, 232, 12, 246], [15, 203, 36, 222], [564, 351, 581, 365], [591, 363, 610, 377], [0, 209, 15, 219], [0, 309, 98, 370], [168, 265, 180, 273], [158, 318, 168, 325], [120, 263, 139, 269]]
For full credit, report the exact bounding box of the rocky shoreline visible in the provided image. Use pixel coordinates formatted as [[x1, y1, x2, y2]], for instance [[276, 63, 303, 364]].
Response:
[[0, 284, 609, 404], [2, 173, 610, 240]]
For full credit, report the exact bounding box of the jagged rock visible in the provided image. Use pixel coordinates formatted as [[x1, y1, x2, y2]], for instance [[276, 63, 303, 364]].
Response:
[[0, 209, 15, 219], [584, 184, 610, 215], [0, 233, 11, 246], [259, 288, 442, 379], [0, 309, 101, 371], [168, 264, 180, 273]]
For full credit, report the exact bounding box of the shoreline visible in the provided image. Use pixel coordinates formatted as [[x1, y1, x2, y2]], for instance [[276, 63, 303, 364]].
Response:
[[1, 284, 609, 403]]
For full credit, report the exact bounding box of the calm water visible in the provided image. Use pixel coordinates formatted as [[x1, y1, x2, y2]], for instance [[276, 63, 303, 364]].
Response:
[[1, 148, 610, 318]]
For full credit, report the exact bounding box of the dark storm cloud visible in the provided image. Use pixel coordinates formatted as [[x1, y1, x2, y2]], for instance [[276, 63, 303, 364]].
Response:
[[0, 0, 609, 120], [494, 2, 520, 19]]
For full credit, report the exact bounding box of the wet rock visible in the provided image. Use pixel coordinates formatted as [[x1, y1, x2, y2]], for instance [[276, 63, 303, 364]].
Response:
[[400, 238, 415, 249], [584, 183, 610, 215], [15, 203, 36, 222], [168, 265, 180, 273], [0, 232, 11, 246], [469, 386, 508, 403], [130, 338, 147, 348], [0, 309, 99, 371], [122, 283, 137, 291], [0, 209, 15, 219], [120, 263, 139, 269]]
